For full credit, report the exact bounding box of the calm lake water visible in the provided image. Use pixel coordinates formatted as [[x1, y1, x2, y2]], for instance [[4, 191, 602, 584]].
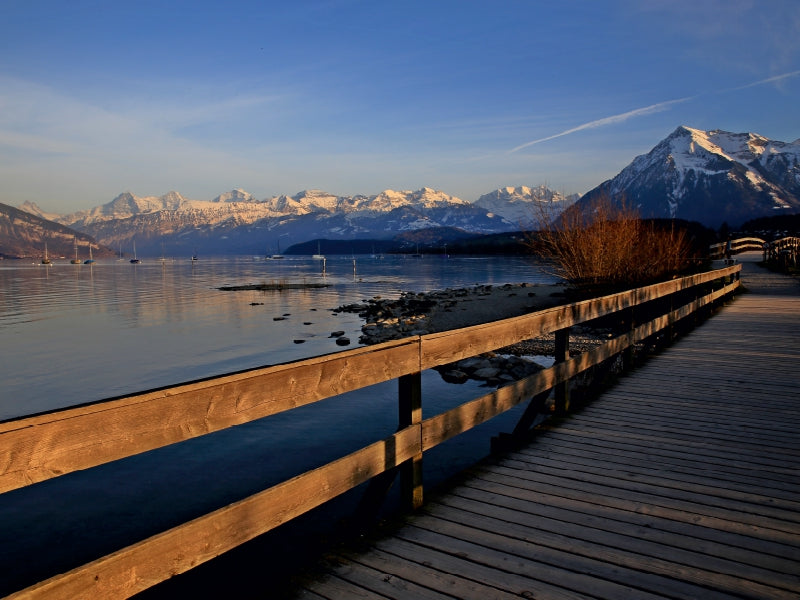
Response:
[[0, 254, 556, 596], [0, 254, 555, 419]]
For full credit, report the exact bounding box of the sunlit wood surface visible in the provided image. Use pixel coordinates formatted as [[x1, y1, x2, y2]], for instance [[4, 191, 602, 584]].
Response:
[[295, 255, 800, 600]]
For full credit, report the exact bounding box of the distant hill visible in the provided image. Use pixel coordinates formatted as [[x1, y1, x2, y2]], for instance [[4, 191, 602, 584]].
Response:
[[286, 230, 534, 256], [739, 214, 800, 237], [0, 202, 110, 260]]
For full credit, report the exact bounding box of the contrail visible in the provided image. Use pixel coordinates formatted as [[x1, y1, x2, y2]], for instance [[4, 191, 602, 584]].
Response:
[[509, 69, 800, 154], [508, 96, 692, 153], [727, 69, 800, 91]]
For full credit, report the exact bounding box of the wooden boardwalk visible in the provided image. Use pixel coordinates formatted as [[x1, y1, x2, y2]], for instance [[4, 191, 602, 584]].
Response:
[[293, 255, 800, 600]]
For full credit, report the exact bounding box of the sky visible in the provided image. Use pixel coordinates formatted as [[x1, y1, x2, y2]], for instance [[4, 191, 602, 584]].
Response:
[[1, 0, 799, 214]]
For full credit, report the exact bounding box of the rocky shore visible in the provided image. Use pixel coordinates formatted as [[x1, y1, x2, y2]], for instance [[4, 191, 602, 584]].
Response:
[[335, 282, 609, 386]]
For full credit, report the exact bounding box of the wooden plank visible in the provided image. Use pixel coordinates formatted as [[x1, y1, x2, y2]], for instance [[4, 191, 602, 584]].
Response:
[[517, 436, 800, 493], [399, 516, 734, 600], [553, 414, 800, 458], [545, 422, 800, 472], [500, 453, 800, 517], [363, 542, 537, 600], [416, 500, 799, 598], [535, 428, 799, 481], [312, 555, 455, 600], [0, 338, 420, 494], [8, 425, 422, 600], [472, 465, 800, 543], [446, 480, 800, 568], [375, 528, 641, 600], [342, 547, 524, 600], [466, 468, 800, 551]]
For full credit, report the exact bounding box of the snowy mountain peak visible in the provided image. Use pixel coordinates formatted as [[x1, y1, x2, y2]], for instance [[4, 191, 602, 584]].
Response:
[[474, 186, 578, 226], [582, 126, 800, 227], [213, 188, 256, 203], [16, 200, 61, 222]]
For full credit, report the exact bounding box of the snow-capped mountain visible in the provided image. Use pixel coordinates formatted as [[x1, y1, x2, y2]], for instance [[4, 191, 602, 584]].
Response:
[[62, 191, 189, 227], [40, 187, 553, 256], [474, 186, 579, 227], [578, 126, 800, 227], [212, 188, 257, 203]]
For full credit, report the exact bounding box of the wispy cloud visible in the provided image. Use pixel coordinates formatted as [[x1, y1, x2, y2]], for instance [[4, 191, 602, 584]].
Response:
[[508, 96, 693, 153]]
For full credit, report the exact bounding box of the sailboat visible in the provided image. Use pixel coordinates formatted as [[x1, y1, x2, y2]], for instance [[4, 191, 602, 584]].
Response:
[[84, 245, 95, 264], [312, 242, 325, 260], [41, 241, 51, 264], [130, 240, 141, 264], [270, 239, 284, 259], [70, 237, 82, 264]]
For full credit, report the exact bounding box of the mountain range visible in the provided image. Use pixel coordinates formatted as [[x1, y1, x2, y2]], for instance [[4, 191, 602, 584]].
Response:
[[6, 186, 578, 258], [3, 126, 799, 258]]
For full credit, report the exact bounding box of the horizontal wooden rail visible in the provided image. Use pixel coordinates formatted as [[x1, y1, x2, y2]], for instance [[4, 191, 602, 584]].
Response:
[[709, 235, 800, 261], [709, 236, 767, 258], [0, 338, 420, 494], [1, 264, 741, 599]]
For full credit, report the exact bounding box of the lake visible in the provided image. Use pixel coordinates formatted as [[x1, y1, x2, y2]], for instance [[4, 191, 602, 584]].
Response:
[[0, 254, 557, 597], [0, 254, 555, 419]]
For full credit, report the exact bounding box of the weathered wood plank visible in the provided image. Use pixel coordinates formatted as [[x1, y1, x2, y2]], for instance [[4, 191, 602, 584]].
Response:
[[516, 437, 800, 493], [0, 338, 420, 494], [313, 555, 455, 600], [501, 453, 800, 517], [374, 529, 634, 600], [445, 482, 800, 569], [417, 501, 799, 598], [341, 547, 525, 600], [399, 517, 732, 600]]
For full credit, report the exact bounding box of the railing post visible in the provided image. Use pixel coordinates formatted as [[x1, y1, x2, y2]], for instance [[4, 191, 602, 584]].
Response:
[[399, 371, 423, 509], [554, 328, 570, 415], [622, 307, 635, 369]]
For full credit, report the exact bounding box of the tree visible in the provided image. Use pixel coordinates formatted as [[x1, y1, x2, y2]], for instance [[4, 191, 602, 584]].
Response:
[[527, 195, 693, 291]]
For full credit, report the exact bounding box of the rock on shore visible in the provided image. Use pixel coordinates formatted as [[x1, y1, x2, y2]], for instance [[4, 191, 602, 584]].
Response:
[[335, 282, 569, 345], [335, 282, 586, 386]]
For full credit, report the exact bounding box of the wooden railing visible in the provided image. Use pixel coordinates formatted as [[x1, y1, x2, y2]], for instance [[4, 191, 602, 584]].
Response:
[[709, 236, 767, 258], [709, 235, 799, 261], [0, 264, 741, 599], [764, 236, 800, 268]]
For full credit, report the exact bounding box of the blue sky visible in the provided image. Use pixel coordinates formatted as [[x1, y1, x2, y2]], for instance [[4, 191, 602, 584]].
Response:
[[1, 0, 799, 213]]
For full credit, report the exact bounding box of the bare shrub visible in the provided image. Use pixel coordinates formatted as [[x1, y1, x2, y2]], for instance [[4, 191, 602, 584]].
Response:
[[528, 195, 692, 290]]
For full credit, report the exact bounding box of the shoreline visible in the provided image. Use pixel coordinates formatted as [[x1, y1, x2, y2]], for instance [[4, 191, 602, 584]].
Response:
[[336, 282, 570, 344], [336, 281, 608, 386]]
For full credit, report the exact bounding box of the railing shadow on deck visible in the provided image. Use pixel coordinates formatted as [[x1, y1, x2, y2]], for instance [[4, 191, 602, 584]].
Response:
[[0, 264, 741, 599]]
